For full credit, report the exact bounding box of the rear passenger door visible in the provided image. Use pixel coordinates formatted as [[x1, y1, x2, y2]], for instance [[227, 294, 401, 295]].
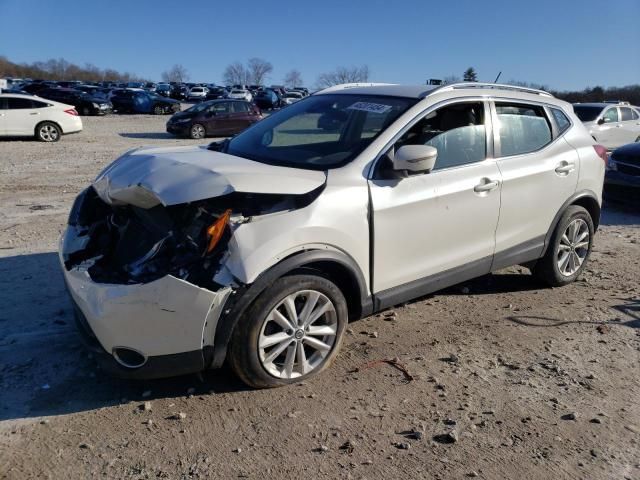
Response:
[[491, 101, 579, 269], [619, 107, 640, 144], [230, 101, 255, 131]]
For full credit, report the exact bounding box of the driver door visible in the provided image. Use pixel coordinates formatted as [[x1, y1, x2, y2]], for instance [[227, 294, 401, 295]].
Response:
[[368, 100, 501, 303]]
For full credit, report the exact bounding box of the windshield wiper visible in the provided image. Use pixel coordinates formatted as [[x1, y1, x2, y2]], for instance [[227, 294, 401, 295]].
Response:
[[207, 138, 230, 153]]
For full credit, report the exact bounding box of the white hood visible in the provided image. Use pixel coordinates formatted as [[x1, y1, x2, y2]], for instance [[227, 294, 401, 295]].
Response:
[[93, 145, 326, 208]]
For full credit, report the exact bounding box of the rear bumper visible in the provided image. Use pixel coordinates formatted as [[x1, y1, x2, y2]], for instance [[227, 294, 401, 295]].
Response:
[[61, 116, 83, 134]]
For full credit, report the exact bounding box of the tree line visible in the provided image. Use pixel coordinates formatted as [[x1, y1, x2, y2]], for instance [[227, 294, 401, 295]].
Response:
[[0, 56, 148, 83], [3, 56, 638, 104]]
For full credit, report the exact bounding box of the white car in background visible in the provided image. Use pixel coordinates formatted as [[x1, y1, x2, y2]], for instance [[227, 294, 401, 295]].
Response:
[[0, 93, 82, 141], [227, 89, 252, 102], [282, 91, 304, 105], [187, 86, 208, 102], [573, 102, 640, 150]]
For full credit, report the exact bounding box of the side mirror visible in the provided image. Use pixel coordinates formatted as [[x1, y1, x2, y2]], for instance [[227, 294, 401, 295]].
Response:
[[392, 145, 438, 173], [597, 118, 605, 125]]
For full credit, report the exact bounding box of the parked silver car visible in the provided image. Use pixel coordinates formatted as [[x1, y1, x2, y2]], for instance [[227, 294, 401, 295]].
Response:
[[573, 102, 640, 150], [60, 83, 606, 388]]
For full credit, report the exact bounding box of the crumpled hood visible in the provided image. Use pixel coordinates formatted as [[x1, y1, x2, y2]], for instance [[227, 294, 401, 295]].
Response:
[[92, 145, 327, 208]]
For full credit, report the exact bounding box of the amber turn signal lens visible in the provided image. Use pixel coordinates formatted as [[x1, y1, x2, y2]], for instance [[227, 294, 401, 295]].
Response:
[[205, 209, 231, 254]]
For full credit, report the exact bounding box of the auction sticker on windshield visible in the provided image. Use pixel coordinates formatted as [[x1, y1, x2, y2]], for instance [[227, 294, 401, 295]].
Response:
[[347, 102, 392, 114]]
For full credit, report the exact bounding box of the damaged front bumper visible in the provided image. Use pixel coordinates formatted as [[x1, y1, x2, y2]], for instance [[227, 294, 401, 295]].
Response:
[[60, 245, 232, 379]]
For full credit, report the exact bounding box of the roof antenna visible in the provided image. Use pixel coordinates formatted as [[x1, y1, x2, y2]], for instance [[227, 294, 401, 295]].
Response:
[[494, 71, 502, 83]]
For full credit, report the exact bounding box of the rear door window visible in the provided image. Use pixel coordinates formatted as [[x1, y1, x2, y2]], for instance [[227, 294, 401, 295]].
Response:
[[620, 107, 634, 122], [232, 102, 249, 113], [495, 102, 552, 157]]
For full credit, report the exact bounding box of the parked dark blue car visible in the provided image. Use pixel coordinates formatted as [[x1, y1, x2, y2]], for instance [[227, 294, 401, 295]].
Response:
[[606, 142, 640, 205], [110, 90, 180, 114]]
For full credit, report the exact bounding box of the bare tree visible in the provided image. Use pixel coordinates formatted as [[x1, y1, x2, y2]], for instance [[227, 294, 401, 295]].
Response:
[[316, 65, 369, 88], [223, 62, 250, 86], [161, 64, 189, 83], [247, 58, 273, 85], [283, 69, 303, 88]]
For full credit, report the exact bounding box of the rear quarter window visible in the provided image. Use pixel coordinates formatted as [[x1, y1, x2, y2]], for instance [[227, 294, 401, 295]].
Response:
[[551, 108, 571, 135]]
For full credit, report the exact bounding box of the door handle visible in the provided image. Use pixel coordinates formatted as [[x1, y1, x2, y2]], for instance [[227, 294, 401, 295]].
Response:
[[30, 112, 40, 115], [555, 162, 575, 175], [474, 178, 499, 193]]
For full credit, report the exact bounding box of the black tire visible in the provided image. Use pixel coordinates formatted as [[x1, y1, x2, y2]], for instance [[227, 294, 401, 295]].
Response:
[[153, 104, 164, 115], [533, 205, 594, 287], [189, 123, 206, 140], [81, 106, 91, 116], [35, 121, 61, 142], [228, 274, 348, 389]]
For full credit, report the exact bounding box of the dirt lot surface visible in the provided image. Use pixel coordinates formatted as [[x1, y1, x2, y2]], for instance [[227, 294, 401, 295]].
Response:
[[0, 114, 639, 479]]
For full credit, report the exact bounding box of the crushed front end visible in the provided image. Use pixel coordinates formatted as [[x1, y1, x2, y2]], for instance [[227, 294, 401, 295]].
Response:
[[60, 186, 238, 378]]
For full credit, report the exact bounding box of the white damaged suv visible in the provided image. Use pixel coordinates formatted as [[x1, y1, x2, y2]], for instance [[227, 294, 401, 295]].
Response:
[[60, 83, 606, 388]]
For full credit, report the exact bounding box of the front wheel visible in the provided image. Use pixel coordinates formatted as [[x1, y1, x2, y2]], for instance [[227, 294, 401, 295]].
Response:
[[228, 275, 347, 388], [153, 104, 164, 115], [189, 123, 206, 139], [533, 205, 594, 287]]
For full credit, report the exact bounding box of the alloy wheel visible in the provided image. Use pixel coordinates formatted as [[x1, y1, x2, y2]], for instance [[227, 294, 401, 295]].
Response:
[[258, 290, 338, 379], [40, 125, 58, 142], [191, 124, 205, 139], [556, 218, 590, 276]]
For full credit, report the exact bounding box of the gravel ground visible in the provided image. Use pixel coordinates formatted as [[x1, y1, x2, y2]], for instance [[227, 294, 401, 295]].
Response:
[[0, 114, 639, 479]]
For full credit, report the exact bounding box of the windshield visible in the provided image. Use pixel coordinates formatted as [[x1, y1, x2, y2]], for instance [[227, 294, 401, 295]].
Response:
[[226, 94, 417, 170], [573, 105, 604, 122]]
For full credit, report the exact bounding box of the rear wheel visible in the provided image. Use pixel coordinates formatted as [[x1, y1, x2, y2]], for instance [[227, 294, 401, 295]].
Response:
[[153, 104, 164, 115], [533, 205, 594, 287], [228, 275, 347, 388], [189, 124, 206, 139], [35, 122, 61, 142]]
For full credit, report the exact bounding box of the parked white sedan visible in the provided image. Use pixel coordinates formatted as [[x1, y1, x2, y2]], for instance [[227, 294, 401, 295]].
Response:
[[0, 93, 83, 141], [573, 102, 640, 150]]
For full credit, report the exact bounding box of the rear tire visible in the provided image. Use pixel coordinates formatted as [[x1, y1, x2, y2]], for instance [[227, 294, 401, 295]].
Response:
[[228, 274, 347, 389], [533, 205, 594, 287], [35, 122, 61, 142]]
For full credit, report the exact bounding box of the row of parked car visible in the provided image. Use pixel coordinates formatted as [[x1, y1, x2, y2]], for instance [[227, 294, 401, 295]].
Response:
[[2, 78, 311, 116]]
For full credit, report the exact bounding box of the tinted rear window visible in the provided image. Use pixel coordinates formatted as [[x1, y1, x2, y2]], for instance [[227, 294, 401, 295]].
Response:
[[573, 105, 603, 122]]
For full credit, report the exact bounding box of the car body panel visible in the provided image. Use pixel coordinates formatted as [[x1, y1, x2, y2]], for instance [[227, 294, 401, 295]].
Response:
[[92, 145, 327, 208]]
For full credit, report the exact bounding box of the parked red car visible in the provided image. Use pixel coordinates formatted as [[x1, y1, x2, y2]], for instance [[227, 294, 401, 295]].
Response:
[[166, 100, 262, 139]]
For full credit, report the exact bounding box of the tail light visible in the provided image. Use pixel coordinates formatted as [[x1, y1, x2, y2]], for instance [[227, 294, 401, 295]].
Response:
[[64, 108, 78, 116], [593, 144, 608, 166]]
